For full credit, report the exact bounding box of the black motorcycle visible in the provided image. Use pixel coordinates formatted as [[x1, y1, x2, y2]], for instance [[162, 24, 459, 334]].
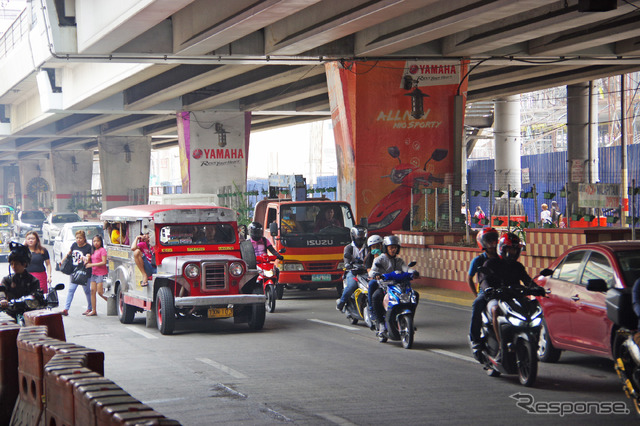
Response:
[[588, 280, 640, 414], [1, 283, 65, 325], [479, 285, 545, 387]]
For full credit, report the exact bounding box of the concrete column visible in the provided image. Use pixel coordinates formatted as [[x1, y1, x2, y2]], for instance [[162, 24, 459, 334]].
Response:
[[18, 159, 54, 211], [2, 166, 20, 208], [176, 111, 249, 201], [493, 95, 523, 216], [567, 82, 590, 215], [98, 136, 151, 210], [50, 151, 93, 212]]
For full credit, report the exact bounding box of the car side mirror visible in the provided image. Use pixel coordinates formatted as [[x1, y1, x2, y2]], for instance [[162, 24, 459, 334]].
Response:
[[586, 279, 608, 292], [539, 268, 553, 277], [269, 222, 278, 236]]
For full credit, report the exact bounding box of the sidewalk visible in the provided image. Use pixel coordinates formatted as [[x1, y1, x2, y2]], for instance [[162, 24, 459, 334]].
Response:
[[414, 285, 475, 307]]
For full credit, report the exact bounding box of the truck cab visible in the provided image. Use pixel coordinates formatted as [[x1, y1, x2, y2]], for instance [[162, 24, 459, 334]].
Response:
[[253, 175, 355, 292], [101, 205, 264, 335]]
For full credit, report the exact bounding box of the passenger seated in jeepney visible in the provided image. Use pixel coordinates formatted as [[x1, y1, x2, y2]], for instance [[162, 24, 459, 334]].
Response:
[[131, 232, 156, 286]]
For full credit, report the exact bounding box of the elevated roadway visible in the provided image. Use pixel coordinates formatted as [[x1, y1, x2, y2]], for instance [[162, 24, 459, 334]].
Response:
[[1, 0, 640, 164]]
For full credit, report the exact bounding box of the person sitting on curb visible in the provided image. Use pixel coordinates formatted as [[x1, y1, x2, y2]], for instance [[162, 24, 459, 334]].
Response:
[[132, 232, 156, 287]]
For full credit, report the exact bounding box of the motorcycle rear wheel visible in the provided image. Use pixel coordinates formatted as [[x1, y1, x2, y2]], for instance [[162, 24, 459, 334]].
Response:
[[515, 338, 538, 387], [613, 334, 640, 415], [265, 285, 276, 313], [399, 314, 414, 349]]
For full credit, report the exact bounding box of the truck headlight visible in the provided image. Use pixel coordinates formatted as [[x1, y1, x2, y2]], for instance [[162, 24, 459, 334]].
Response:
[[283, 263, 304, 271], [337, 262, 345, 270], [184, 264, 200, 279], [229, 262, 244, 277]]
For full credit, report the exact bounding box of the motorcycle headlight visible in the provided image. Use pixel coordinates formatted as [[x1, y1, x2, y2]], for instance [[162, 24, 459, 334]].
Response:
[[229, 262, 245, 277], [399, 293, 411, 303], [530, 316, 543, 327], [25, 296, 40, 309], [264, 269, 274, 278], [184, 264, 200, 279], [507, 316, 526, 327], [282, 262, 304, 271]]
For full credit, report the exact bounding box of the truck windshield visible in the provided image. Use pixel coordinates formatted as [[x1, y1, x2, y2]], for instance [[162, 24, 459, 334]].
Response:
[[279, 203, 354, 248], [159, 224, 236, 246]]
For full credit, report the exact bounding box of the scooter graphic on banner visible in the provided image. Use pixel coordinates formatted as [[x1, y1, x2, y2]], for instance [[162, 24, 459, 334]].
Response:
[[367, 146, 447, 235]]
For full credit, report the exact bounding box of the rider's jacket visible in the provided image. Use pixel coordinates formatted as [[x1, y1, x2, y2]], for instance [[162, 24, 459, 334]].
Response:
[[478, 257, 532, 292], [369, 254, 408, 278], [0, 271, 40, 301], [343, 242, 369, 266]]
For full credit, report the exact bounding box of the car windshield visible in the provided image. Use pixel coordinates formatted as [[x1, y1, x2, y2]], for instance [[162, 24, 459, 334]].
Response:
[[616, 250, 640, 287], [69, 225, 103, 240], [53, 213, 81, 223], [159, 224, 236, 246], [22, 211, 46, 220]]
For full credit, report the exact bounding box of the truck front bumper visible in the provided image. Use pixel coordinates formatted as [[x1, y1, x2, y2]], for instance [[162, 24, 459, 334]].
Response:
[[174, 294, 265, 308]]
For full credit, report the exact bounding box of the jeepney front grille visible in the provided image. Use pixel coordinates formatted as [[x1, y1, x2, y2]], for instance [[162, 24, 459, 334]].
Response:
[[203, 264, 226, 289], [307, 262, 334, 271]]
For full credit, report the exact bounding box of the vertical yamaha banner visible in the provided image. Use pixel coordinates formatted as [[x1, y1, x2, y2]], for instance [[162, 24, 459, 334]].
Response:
[[326, 60, 468, 234]]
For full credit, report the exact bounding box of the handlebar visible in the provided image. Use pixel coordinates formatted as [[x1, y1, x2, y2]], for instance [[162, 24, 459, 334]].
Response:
[[255, 253, 282, 264]]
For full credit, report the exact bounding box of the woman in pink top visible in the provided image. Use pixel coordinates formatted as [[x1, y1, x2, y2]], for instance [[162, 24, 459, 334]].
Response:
[[85, 235, 108, 316]]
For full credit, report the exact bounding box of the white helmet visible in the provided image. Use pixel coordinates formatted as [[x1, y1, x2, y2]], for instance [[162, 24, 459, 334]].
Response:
[[367, 235, 383, 247]]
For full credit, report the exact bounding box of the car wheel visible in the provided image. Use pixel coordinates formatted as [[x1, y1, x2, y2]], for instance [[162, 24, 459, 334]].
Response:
[[538, 319, 562, 363]]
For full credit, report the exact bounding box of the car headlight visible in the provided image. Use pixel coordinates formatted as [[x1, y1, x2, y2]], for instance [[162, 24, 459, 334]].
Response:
[[229, 262, 245, 277], [184, 264, 200, 279], [282, 262, 304, 271]]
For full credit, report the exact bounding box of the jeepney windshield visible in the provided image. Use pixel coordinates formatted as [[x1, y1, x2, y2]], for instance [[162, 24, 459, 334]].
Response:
[[0, 215, 10, 225], [279, 203, 354, 248], [159, 224, 236, 246]]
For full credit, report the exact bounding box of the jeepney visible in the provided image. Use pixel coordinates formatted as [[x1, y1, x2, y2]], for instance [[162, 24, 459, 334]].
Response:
[[100, 204, 264, 335], [0, 206, 15, 261]]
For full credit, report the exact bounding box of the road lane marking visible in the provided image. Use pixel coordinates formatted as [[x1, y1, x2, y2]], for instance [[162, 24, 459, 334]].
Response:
[[308, 319, 359, 331], [317, 412, 358, 425], [125, 326, 158, 339], [428, 348, 476, 364], [197, 357, 248, 379]]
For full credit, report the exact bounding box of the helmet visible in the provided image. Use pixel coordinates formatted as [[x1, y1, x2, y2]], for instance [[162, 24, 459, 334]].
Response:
[[248, 222, 263, 240], [476, 227, 499, 250], [350, 226, 367, 247], [367, 235, 383, 247], [383, 235, 401, 254], [497, 232, 522, 262], [8, 241, 31, 266]]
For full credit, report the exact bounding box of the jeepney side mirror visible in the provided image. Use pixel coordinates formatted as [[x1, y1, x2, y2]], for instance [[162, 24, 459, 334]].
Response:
[[269, 222, 278, 236]]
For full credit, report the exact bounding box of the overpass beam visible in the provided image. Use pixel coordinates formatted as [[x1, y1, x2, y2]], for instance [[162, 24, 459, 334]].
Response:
[[98, 136, 151, 210]]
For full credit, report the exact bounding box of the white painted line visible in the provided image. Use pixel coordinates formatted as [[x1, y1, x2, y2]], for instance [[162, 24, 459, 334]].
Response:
[[317, 412, 358, 425], [308, 319, 359, 331], [144, 397, 188, 404], [196, 357, 248, 379], [424, 300, 471, 312], [125, 326, 158, 339], [429, 348, 476, 364]]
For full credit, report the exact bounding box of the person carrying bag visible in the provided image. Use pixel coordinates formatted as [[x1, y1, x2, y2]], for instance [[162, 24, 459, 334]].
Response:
[[71, 263, 89, 286]]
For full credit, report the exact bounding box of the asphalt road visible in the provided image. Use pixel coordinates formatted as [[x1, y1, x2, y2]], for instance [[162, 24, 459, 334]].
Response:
[[3, 252, 638, 425]]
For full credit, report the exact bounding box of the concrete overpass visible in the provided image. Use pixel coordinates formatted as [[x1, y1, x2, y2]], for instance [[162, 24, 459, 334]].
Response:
[[1, 0, 640, 209]]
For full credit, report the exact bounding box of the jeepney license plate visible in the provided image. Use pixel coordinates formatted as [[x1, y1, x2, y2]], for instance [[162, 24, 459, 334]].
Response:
[[312, 274, 331, 282], [208, 307, 233, 318]]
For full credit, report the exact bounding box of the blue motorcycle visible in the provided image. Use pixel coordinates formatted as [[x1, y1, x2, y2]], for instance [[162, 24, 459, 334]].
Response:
[[378, 267, 419, 349]]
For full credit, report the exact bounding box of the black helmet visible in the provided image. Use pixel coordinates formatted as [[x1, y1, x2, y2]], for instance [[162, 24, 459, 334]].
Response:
[[8, 241, 31, 266], [497, 232, 522, 262], [248, 222, 263, 240], [382, 235, 401, 254], [350, 226, 367, 247]]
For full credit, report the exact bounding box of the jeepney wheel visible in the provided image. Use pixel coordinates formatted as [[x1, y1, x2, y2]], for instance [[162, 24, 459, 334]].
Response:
[[117, 285, 135, 324], [248, 302, 266, 331], [156, 286, 176, 335]]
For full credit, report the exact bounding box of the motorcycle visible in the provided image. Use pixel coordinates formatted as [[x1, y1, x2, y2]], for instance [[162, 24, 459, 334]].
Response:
[[367, 147, 447, 235], [479, 285, 545, 387], [377, 265, 419, 349], [1, 283, 65, 325], [256, 250, 285, 313], [592, 283, 640, 414], [340, 259, 373, 329]]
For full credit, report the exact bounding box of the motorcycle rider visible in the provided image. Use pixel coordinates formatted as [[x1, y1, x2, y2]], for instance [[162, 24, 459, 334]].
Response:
[[468, 227, 500, 361], [632, 278, 640, 346], [368, 235, 413, 338], [336, 226, 368, 311], [248, 222, 283, 260], [479, 233, 544, 350], [0, 242, 41, 317]]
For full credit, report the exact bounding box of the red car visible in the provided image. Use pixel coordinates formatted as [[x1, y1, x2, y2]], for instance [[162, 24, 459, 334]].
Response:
[[535, 241, 640, 363]]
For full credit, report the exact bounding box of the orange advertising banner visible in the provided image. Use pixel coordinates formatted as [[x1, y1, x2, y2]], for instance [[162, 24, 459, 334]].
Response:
[[326, 60, 468, 235]]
